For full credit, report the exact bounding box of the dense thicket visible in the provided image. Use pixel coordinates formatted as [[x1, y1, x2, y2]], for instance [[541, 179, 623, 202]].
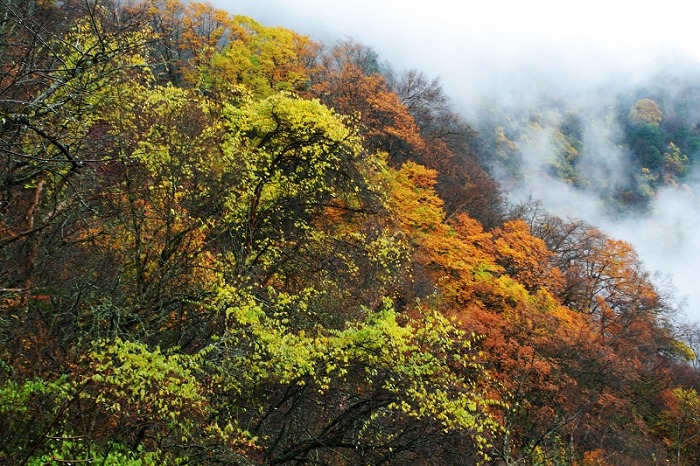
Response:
[[1, 1, 699, 465]]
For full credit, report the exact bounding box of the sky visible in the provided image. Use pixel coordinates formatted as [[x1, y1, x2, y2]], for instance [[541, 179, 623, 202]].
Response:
[[215, 0, 700, 322], [226, 0, 700, 91]]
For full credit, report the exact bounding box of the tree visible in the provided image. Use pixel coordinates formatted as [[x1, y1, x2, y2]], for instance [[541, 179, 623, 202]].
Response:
[[146, 0, 239, 85], [217, 92, 367, 286], [213, 291, 501, 464], [663, 142, 688, 183], [0, 0, 153, 310], [657, 387, 700, 465], [628, 98, 664, 126], [205, 16, 319, 99], [307, 41, 425, 161], [491, 219, 564, 294]]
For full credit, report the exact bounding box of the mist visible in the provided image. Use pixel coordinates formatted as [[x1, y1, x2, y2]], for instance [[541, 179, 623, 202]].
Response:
[[218, 0, 700, 322]]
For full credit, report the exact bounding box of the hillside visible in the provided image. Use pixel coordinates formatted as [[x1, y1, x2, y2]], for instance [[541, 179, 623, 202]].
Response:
[[474, 75, 700, 211], [2, 1, 700, 464]]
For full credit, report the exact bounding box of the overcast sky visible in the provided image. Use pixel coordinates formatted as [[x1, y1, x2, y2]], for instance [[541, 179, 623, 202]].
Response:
[[213, 0, 700, 322], [223, 0, 700, 107], [226, 0, 700, 59]]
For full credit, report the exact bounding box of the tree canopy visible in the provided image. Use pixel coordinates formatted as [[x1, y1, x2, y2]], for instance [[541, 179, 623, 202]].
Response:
[[1, 1, 699, 465]]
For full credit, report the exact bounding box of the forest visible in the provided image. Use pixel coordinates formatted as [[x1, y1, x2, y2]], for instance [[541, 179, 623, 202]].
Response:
[[3, 0, 700, 464]]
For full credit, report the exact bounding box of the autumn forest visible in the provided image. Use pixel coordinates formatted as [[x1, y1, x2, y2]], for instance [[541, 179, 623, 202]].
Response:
[[4, 1, 700, 465]]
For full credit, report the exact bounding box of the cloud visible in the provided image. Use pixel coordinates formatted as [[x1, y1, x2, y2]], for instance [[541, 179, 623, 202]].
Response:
[[592, 185, 699, 320]]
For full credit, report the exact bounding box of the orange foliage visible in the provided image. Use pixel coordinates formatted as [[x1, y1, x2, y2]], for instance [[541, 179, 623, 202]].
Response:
[[382, 129, 677, 463], [492, 219, 564, 294], [576, 449, 613, 466], [308, 46, 425, 159]]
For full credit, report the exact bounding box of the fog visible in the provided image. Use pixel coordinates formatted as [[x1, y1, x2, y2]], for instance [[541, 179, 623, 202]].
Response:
[[216, 0, 700, 322]]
